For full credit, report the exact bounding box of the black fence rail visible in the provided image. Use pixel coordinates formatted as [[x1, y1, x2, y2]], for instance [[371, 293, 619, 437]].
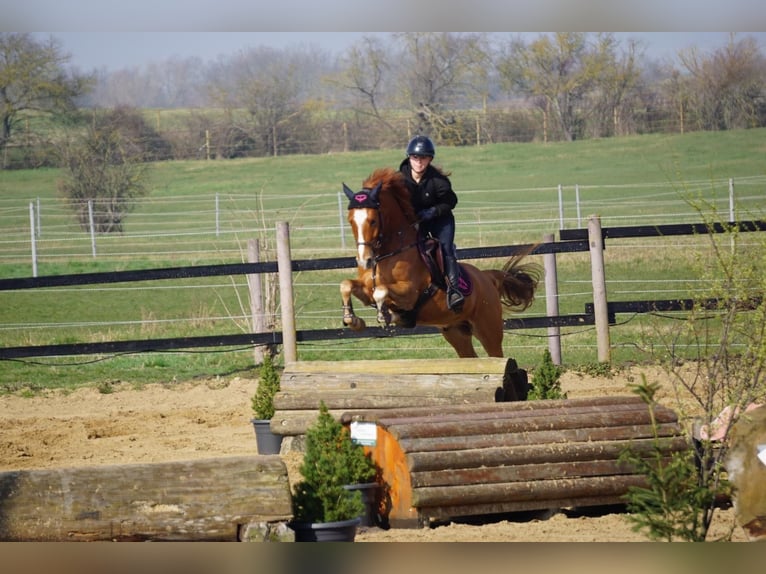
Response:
[[1, 220, 763, 361]]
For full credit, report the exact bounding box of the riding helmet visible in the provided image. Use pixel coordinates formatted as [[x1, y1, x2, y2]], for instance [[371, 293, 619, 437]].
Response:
[[406, 135, 436, 157]]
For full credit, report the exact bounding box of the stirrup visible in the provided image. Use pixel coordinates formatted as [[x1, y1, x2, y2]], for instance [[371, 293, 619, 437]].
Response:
[[447, 288, 464, 311]]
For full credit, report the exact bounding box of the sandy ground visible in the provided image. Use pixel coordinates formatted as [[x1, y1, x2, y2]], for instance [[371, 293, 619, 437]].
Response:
[[0, 367, 748, 542]]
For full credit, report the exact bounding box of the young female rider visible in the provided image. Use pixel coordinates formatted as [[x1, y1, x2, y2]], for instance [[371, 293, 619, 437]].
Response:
[[399, 135, 464, 312]]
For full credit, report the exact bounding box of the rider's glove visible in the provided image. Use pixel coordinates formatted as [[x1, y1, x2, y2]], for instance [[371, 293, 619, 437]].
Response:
[[417, 207, 438, 221]]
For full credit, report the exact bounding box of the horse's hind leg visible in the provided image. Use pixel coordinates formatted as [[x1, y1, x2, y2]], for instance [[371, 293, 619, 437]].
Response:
[[440, 323, 478, 358], [472, 317, 505, 357]]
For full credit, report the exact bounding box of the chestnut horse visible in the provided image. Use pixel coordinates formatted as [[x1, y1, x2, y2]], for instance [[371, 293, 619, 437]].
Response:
[[339, 167, 541, 358]]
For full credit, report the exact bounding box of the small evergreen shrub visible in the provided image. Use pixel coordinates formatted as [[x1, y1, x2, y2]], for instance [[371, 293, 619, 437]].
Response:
[[251, 354, 280, 420], [292, 401, 376, 523], [528, 349, 566, 400]]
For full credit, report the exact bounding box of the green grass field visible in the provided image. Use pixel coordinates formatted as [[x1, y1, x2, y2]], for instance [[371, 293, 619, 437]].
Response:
[[1, 128, 765, 390]]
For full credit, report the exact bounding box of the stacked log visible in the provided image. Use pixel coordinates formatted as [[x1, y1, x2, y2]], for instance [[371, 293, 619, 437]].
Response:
[[271, 357, 527, 442], [341, 396, 687, 527], [0, 455, 292, 541]]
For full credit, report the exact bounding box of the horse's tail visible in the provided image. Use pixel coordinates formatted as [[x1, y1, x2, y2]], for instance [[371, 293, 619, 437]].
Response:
[[488, 244, 542, 312]]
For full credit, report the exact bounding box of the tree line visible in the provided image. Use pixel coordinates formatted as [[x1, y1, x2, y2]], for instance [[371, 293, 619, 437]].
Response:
[[0, 32, 766, 168], [3, 31, 766, 169]]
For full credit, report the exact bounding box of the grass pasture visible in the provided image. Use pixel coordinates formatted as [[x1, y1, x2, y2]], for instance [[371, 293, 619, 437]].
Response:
[[0, 128, 765, 390]]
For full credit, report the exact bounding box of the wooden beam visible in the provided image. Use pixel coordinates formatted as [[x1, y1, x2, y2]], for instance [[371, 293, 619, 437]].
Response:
[[0, 455, 292, 541]]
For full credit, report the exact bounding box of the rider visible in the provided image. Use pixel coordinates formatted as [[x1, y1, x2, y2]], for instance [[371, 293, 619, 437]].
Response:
[[399, 135, 464, 312]]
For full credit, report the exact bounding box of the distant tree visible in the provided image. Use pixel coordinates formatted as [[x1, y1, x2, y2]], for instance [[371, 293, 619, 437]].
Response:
[[393, 32, 490, 142], [677, 34, 766, 131], [336, 35, 396, 132], [497, 33, 600, 141], [0, 33, 92, 162], [57, 108, 152, 233], [206, 45, 332, 156], [586, 34, 644, 137]]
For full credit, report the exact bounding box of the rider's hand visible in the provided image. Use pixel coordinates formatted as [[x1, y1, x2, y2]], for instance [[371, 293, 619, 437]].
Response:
[[417, 207, 438, 221]]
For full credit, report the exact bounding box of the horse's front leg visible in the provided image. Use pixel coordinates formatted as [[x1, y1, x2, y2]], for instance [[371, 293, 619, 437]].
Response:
[[373, 285, 392, 325], [340, 278, 369, 330]]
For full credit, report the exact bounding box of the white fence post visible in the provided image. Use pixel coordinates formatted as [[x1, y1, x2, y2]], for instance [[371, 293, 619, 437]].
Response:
[[543, 233, 561, 365], [276, 221, 297, 363], [88, 200, 96, 258], [575, 184, 581, 228], [588, 215, 610, 363], [338, 192, 346, 249], [215, 193, 220, 237], [248, 238, 266, 365], [29, 202, 38, 277], [557, 184, 564, 230]]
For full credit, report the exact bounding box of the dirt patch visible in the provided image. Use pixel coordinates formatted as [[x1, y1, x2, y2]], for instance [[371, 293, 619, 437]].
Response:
[[0, 368, 747, 542]]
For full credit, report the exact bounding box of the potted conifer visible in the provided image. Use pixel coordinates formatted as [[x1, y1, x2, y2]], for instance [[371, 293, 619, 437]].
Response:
[[289, 401, 378, 542], [250, 354, 283, 454]]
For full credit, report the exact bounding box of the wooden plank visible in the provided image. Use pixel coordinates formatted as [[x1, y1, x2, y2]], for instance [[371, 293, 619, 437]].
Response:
[[397, 422, 682, 453], [0, 455, 292, 542], [373, 401, 658, 428], [342, 395, 647, 424], [282, 357, 511, 375], [407, 437, 688, 473], [279, 373, 504, 389], [274, 390, 497, 410], [381, 407, 678, 440], [412, 474, 647, 508]]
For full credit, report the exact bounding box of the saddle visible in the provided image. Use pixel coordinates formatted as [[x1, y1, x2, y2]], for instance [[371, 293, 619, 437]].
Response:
[[391, 233, 472, 329]]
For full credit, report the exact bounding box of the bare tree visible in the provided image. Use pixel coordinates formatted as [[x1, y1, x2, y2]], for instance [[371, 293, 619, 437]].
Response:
[[497, 33, 601, 141], [0, 33, 92, 163], [336, 35, 395, 131], [393, 32, 490, 141], [677, 34, 766, 131], [587, 34, 644, 137], [207, 45, 332, 156]]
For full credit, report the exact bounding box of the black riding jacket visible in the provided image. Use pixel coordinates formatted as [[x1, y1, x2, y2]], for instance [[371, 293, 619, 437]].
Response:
[[399, 158, 458, 216], [399, 158, 459, 258]]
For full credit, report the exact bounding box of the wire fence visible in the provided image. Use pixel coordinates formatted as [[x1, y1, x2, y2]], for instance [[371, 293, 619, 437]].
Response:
[[2, 175, 764, 268]]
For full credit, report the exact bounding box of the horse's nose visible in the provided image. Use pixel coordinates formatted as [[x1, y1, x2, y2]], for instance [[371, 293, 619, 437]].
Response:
[[359, 258, 373, 270]]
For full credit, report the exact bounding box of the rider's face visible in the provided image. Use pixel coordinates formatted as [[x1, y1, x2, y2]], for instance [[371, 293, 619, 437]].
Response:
[[409, 155, 431, 173]]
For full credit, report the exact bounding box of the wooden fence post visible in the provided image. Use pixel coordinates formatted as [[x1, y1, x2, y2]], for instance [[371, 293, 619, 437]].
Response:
[[543, 234, 561, 365], [276, 222, 297, 363], [588, 215, 610, 363]]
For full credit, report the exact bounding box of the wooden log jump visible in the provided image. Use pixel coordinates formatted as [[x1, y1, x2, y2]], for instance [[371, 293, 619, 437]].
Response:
[[271, 358, 528, 444], [341, 396, 687, 528], [0, 455, 292, 541]]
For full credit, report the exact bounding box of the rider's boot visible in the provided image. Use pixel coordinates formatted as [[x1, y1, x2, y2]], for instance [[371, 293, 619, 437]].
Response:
[[444, 255, 465, 312]]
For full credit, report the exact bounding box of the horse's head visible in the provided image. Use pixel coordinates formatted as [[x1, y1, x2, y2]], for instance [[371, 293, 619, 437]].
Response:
[[343, 168, 418, 269], [343, 181, 382, 269]]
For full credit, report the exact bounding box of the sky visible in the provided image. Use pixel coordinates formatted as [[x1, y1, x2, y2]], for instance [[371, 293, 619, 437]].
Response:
[[31, 32, 766, 72], [4, 0, 766, 70]]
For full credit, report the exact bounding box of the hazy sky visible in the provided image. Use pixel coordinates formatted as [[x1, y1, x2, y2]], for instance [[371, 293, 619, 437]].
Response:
[[33, 32, 766, 72], [6, 1, 766, 70]]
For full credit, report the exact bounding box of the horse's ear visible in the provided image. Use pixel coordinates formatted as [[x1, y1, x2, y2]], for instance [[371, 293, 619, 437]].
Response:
[[342, 183, 355, 200], [369, 182, 383, 201]]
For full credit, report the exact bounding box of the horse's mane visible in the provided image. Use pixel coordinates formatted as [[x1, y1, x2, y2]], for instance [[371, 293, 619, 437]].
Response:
[[363, 167, 417, 223]]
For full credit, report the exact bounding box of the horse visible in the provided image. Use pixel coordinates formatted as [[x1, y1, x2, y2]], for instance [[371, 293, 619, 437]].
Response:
[[339, 167, 541, 358]]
